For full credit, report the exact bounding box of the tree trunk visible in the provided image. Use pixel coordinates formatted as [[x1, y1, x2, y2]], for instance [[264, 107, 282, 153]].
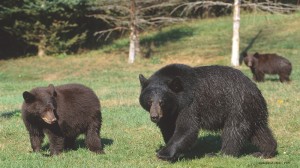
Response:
[[135, 28, 140, 57], [37, 34, 46, 57], [231, 0, 240, 66], [128, 0, 137, 64]]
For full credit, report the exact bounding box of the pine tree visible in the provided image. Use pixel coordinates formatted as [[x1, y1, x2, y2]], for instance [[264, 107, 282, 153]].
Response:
[[1, 0, 88, 57]]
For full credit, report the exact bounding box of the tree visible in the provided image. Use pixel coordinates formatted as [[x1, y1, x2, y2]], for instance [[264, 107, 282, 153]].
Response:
[[231, 0, 240, 67], [1, 0, 88, 57], [91, 0, 184, 63], [128, 0, 137, 63]]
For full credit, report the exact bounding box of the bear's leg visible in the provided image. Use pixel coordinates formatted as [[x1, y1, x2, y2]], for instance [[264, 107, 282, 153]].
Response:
[[158, 120, 176, 144], [85, 123, 104, 154], [279, 73, 290, 83], [254, 71, 265, 82], [64, 137, 76, 150], [156, 115, 199, 161], [29, 131, 45, 152], [220, 120, 250, 157], [250, 126, 277, 158], [48, 134, 65, 155]]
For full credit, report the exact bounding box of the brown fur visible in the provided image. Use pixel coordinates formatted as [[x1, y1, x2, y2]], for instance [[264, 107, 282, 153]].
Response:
[[243, 52, 292, 83], [21, 83, 103, 155]]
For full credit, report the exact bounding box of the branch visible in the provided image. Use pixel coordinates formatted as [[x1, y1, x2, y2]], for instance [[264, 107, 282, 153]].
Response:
[[171, 0, 299, 16], [94, 27, 128, 41], [241, 1, 300, 14], [171, 1, 232, 16]]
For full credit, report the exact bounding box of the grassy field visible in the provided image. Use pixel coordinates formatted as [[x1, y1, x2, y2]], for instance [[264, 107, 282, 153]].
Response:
[[0, 12, 300, 168]]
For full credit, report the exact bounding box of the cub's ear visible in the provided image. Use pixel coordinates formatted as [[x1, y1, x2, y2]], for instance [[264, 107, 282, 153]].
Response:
[[23, 91, 35, 103], [253, 52, 259, 58], [168, 77, 183, 93], [48, 84, 57, 97], [242, 52, 248, 57], [139, 74, 147, 87]]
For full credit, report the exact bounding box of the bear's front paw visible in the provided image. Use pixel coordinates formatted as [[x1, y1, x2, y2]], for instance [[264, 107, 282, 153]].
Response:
[[156, 147, 177, 162], [95, 150, 105, 154]]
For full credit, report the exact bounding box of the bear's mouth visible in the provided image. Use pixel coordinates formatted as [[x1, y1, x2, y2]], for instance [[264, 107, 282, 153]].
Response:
[[42, 117, 57, 124], [41, 110, 57, 124], [150, 116, 161, 123]]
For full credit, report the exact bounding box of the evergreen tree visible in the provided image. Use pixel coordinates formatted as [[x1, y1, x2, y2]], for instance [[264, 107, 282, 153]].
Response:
[[0, 0, 88, 57]]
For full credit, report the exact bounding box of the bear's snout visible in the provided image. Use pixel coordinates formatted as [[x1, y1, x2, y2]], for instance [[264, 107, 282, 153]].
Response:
[[150, 101, 163, 123], [41, 110, 57, 124], [247, 61, 253, 67], [150, 113, 160, 123]]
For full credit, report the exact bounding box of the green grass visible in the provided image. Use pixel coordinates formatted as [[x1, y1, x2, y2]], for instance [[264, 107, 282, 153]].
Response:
[[0, 12, 300, 167]]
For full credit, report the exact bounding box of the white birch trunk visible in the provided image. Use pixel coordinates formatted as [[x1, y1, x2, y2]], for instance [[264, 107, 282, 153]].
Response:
[[128, 0, 136, 64], [231, 0, 240, 66], [128, 30, 136, 64]]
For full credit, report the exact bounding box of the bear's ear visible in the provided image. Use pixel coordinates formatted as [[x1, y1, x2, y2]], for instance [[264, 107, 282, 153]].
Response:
[[139, 74, 147, 87], [48, 84, 57, 97], [23, 91, 35, 103], [168, 77, 183, 93], [253, 52, 259, 58]]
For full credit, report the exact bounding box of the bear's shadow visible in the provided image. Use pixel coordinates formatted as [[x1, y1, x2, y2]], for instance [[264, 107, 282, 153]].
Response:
[[41, 138, 113, 156], [158, 134, 260, 161], [264, 77, 282, 82], [183, 135, 260, 160], [253, 76, 282, 83], [0, 110, 20, 119]]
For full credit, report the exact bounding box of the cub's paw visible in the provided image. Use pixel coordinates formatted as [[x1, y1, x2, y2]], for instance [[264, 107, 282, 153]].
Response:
[[95, 150, 105, 154]]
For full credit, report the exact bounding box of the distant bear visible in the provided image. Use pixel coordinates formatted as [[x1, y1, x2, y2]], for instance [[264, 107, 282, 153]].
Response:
[[243, 52, 292, 83], [21, 83, 103, 155], [139, 64, 277, 161]]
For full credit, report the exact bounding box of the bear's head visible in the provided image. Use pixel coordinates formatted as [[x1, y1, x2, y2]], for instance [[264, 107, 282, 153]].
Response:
[[243, 52, 259, 67], [139, 74, 183, 123], [22, 84, 58, 124]]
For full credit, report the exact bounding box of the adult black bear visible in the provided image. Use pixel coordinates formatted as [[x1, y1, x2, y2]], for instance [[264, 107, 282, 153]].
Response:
[[139, 64, 277, 161], [243, 52, 292, 83], [21, 83, 103, 155]]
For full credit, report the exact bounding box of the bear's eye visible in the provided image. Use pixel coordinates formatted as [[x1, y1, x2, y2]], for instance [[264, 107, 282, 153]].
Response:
[[147, 100, 152, 106]]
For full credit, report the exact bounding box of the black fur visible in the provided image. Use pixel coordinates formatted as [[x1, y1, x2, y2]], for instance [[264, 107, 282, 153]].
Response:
[[21, 83, 103, 155], [139, 64, 277, 161]]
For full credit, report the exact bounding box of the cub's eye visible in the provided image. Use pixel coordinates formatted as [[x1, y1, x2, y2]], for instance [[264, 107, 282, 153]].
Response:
[[147, 100, 152, 106]]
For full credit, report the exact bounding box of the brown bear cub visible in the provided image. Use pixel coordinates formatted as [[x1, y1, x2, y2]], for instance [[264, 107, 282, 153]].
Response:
[[243, 52, 292, 83], [21, 83, 103, 155]]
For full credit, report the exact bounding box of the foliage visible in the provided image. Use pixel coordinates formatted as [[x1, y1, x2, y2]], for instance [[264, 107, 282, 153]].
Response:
[[0, 0, 89, 56]]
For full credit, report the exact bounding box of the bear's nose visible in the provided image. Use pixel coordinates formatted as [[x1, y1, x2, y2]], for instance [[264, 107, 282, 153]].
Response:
[[150, 115, 159, 123], [51, 118, 57, 123]]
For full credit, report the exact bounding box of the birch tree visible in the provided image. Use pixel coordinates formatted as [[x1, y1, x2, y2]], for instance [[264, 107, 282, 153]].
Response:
[[231, 0, 241, 67], [128, 0, 137, 63]]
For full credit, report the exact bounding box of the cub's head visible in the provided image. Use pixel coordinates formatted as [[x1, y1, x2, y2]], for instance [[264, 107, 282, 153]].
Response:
[[22, 84, 58, 124], [243, 52, 259, 67], [139, 74, 183, 123]]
